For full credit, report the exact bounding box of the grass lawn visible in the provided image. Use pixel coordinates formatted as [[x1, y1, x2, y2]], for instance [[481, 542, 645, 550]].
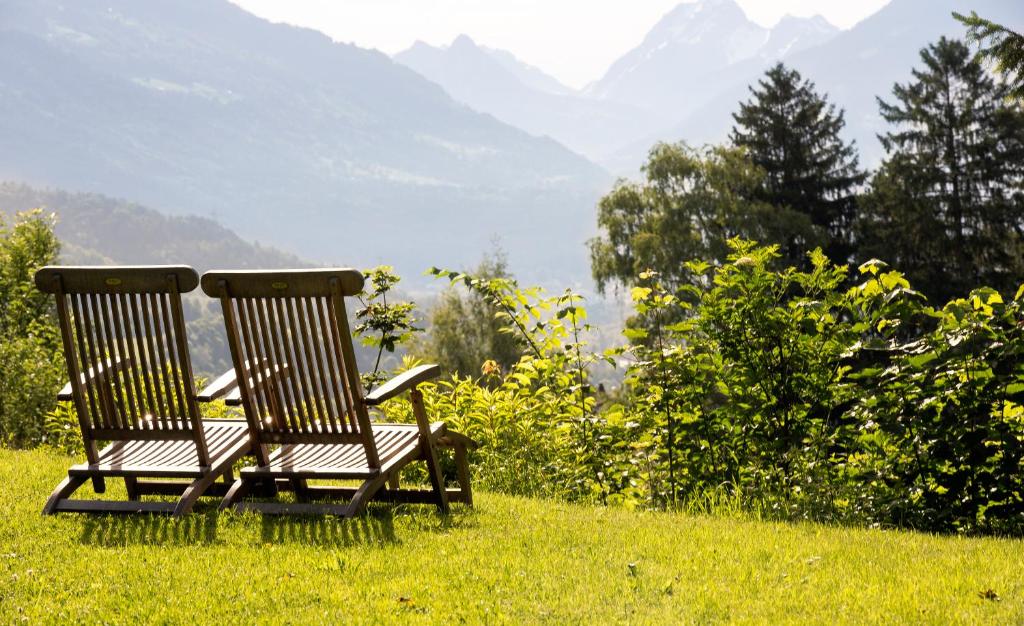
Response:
[[1, 448, 1022, 624]]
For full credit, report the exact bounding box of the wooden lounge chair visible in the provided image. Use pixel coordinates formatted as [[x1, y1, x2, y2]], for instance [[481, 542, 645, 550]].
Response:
[[200, 268, 474, 516], [35, 266, 252, 516]]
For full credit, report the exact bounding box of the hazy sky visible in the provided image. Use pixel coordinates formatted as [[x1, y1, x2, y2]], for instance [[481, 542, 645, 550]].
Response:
[[229, 0, 891, 88]]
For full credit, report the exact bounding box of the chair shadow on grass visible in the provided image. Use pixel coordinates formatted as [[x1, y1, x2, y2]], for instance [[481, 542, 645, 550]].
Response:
[[75, 500, 474, 549], [259, 506, 398, 548], [78, 508, 221, 547]]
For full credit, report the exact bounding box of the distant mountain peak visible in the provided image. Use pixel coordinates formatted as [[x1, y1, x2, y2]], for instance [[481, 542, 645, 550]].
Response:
[[774, 13, 839, 31], [450, 33, 478, 49]]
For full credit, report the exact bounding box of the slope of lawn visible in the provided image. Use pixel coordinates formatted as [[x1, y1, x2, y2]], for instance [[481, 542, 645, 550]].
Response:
[[1, 448, 1021, 624]]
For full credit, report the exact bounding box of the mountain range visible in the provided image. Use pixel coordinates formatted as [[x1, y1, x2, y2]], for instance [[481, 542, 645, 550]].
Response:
[[2, 0, 1022, 290], [394, 0, 1024, 172], [0, 0, 609, 284]]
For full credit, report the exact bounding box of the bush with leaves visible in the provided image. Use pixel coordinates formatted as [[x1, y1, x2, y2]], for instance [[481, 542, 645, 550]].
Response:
[[0, 210, 63, 446], [620, 241, 857, 516], [842, 262, 1024, 534]]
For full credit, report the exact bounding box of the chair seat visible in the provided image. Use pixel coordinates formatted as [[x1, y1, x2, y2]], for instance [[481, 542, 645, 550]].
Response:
[[241, 422, 444, 479], [70, 419, 251, 478]]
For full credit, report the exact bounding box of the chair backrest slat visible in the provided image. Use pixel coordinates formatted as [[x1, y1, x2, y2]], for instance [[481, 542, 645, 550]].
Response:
[[202, 269, 378, 465], [35, 266, 206, 459]]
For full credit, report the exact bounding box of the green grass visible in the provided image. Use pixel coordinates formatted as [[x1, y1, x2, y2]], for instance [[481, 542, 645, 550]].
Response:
[[1, 448, 1022, 624]]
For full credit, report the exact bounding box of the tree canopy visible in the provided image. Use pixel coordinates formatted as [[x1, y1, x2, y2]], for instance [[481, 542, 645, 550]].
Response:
[[589, 142, 814, 293], [731, 63, 865, 265], [955, 11, 1024, 101], [858, 37, 1024, 302]]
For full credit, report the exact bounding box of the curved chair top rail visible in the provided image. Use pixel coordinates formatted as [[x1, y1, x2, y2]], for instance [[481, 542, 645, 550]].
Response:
[[201, 269, 365, 298], [35, 266, 200, 294]]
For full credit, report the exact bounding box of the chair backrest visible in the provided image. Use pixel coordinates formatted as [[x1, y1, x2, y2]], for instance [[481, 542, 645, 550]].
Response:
[[35, 266, 209, 465], [200, 269, 380, 467]]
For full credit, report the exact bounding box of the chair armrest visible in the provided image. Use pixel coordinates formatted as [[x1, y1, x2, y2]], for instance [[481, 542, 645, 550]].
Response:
[[363, 364, 440, 406], [196, 368, 238, 403], [224, 388, 243, 407], [198, 360, 285, 405], [57, 356, 129, 401]]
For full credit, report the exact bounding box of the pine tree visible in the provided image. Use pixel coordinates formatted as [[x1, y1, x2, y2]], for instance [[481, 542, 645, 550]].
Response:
[[730, 63, 865, 265], [955, 11, 1024, 101], [859, 37, 1024, 302]]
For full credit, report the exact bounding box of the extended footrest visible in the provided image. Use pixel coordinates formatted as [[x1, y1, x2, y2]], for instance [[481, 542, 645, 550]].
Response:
[[51, 500, 179, 514]]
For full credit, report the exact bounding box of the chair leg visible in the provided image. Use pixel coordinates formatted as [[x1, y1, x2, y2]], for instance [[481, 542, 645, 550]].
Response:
[[387, 472, 400, 490], [219, 477, 251, 511], [453, 442, 473, 507], [344, 474, 388, 518], [410, 389, 449, 515], [42, 476, 88, 515], [172, 472, 222, 517], [124, 476, 139, 500], [291, 478, 310, 502], [423, 449, 450, 514], [91, 476, 106, 494]]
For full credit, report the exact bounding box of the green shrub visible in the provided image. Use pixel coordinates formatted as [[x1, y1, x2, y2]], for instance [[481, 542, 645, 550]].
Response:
[[0, 210, 63, 446]]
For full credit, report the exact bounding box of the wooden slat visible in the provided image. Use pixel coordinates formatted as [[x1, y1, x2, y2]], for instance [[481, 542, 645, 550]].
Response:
[[97, 294, 131, 429], [118, 293, 150, 429], [328, 281, 379, 467], [237, 299, 272, 428], [255, 297, 296, 431], [249, 431, 368, 445], [84, 294, 119, 429], [301, 296, 339, 433], [313, 296, 351, 433], [302, 486, 470, 504], [165, 276, 208, 465], [52, 282, 98, 463], [274, 297, 310, 434], [88, 428, 194, 441], [138, 293, 170, 427], [35, 265, 199, 295], [53, 500, 179, 514], [200, 269, 364, 298], [70, 293, 102, 429], [133, 480, 232, 497], [157, 292, 187, 424], [285, 296, 323, 434], [127, 293, 160, 428]]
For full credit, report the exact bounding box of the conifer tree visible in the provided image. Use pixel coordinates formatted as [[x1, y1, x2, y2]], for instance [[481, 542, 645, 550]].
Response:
[[955, 11, 1024, 101], [730, 63, 865, 265], [859, 37, 1024, 302]]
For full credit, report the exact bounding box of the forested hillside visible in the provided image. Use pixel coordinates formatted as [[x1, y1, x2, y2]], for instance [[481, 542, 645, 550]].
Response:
[[0, 0, 609, 282], [0, 183, 309, 376], [0, 183, 306, 271]]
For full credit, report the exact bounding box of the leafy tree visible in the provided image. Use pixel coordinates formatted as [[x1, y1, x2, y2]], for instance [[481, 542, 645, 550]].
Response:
[[731, 63, 866, 265], [0, 210, 63, 446], [414, 252, 524, 378], [589, 142, 814, 293], [859, 37, 1024, 302], [353, 266, 421, 389], [955, 11, 1024, 101]]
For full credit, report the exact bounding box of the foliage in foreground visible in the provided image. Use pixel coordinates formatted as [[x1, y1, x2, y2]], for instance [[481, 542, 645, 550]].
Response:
[[3, 448, 1022, 624], [0, 210, 62, 447], [371, 241, 1024, 535]]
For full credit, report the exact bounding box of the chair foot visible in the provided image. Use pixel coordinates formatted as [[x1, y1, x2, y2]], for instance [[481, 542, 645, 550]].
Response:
[[172, 473, 221, 517], [219, 478, 250, 511], [344, 474, 388, 517], [42, 476, 88, 515]]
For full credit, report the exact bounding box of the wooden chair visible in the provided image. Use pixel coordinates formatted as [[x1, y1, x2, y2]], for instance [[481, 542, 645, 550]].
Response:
[[35, 266, 253, 516], [200, 269, 474, 516]]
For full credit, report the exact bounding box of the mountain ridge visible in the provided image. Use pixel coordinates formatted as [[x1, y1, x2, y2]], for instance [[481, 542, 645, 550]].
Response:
[[0, 0, 609, 284]]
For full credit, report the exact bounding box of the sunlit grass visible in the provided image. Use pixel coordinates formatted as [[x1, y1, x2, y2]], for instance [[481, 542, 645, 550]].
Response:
[[1, 448, 1021, 624]]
